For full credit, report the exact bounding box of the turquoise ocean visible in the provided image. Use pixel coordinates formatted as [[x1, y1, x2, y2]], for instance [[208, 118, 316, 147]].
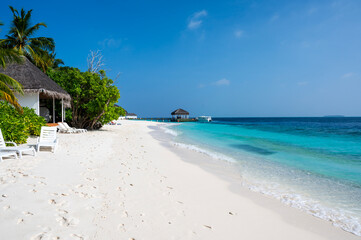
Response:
[[163, 117, 361, 235]]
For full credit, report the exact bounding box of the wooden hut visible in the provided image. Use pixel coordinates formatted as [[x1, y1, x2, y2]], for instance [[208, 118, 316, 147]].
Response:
[[0, 58, 71, 123], [171, 108, 189, 120]]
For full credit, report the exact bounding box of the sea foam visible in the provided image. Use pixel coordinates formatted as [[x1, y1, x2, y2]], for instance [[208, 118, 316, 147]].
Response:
[[171, 142, 236, 163], [159, 126, 179, 136], [172, 140, 361, 236], [160, 121, 361, 236], [243, 180, 361, 236]]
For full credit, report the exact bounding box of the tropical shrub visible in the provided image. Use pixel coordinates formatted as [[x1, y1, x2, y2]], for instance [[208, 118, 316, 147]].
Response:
[[0, 101, 46, 144], [47, 67, 125, 130]]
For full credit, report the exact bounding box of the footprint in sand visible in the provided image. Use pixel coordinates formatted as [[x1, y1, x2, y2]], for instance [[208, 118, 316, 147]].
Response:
[[23, 211, 34, 216], [57, 215, 79, 227], [118, 223, 126, 232], [122, 211, 128, 218], [57, 209, 69, 214], [71, 234, 84, 240], [31, 232, 48, 240], [17, 218, 24, 224]]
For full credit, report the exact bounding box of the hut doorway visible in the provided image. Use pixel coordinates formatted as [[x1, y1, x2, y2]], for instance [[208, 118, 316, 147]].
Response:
[[39, 93, 66, 123]]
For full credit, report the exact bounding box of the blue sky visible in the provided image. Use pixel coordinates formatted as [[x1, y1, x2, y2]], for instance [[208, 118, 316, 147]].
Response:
[[1, 0, 361, 117]]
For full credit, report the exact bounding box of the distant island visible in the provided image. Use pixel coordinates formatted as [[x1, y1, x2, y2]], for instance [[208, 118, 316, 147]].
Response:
[[323, 115, 345, 117]]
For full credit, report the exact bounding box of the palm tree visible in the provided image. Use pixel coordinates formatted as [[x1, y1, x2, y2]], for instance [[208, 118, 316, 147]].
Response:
[[0, 6, 55, 72], [0, 21, 24, 112]]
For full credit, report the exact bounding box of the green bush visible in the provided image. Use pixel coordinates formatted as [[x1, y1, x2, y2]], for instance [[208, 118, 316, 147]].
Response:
[[0, 101, 46, 144]]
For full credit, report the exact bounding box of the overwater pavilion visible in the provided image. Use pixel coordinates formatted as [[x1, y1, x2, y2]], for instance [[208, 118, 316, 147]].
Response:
[[171, 108, 189, 120], [0, 58, 71, 123]]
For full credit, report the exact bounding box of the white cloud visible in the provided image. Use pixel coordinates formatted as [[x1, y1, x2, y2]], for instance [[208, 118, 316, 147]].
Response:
[[342, 72, 354, 78], [98, 38, 122, 48], [234, 30, 244, 38], [188, 10, 207, 30], [213, 78, 230, 86]]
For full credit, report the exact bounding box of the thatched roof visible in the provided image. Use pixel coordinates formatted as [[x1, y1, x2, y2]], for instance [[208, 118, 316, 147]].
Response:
[[0, 57, 71, 106], [126, 113, 137, 116], [171, 108, 189, 115]]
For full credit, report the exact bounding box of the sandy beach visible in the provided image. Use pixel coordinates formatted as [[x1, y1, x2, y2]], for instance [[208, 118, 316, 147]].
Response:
[[0, 120, 359, 240]]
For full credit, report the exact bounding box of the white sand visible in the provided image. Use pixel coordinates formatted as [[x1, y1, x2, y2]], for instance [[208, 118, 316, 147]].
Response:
[[0, 120, 359, 240]]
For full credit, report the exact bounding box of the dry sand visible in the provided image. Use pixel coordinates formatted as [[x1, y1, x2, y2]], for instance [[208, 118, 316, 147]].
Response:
[[0, 120, 359, 240]]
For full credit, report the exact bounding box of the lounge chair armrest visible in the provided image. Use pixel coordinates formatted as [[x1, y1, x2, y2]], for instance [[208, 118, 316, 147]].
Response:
[[36, 137, 40, 143], [5, 141, 17, 146]]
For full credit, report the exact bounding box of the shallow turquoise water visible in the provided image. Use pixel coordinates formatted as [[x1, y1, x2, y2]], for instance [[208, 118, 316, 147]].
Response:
[[167, 117, 361, 235]]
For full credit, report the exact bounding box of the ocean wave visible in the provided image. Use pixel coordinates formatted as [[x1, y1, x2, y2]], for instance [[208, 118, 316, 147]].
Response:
[[172, 140, 361, 236], [242, 181, 361, 236], [159, 125, 180, 136], [163, 128, 179, 136], [171, 142, 236, 163]]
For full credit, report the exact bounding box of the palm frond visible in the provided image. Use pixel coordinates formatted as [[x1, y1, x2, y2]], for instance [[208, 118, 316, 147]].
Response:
[[29, 37, 54, 51], [0, 78, 23, 112], [0, 48, 23, 68], [0, 73, 24, 94], [5, 6, 56, 71], [0, 91, 22, 112], [25, 22, 47, 37], [25, 45, 51, 72], [9, 6, 18, 17], [53, 58, 64, 68]]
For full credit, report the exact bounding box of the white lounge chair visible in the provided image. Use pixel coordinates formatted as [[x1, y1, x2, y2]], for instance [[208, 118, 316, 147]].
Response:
[[63, 122, 87, 133], [37, 127, 58, 152], [0, 151, 17, 161], [57, 122, 75, 133], [0, 129, 36, 158]]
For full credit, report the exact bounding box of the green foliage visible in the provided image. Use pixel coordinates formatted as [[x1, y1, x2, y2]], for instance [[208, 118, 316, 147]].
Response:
[[47, 67, 124, 129], [0, 6, 58, 72], [0, 101, 46, 144], [0, 20, 24, 111]]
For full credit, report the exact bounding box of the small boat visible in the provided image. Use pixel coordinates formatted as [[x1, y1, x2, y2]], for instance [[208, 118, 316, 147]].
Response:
[[197, 116, 212, 122]]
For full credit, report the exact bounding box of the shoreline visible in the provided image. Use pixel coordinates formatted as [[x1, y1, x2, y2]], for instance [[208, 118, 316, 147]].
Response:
[[151, 122, 361, 239], [0, 120, 359, 239], [157, 120, 361, 236]]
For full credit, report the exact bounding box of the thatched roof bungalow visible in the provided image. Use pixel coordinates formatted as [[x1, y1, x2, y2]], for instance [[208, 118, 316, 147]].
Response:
[[171, 108, 189, 119], [125, 110, 137, 119], [0, 58, 71, 122]]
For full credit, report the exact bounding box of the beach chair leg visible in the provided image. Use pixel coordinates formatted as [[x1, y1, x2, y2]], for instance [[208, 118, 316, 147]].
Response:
[[18, 151, 22, 159]]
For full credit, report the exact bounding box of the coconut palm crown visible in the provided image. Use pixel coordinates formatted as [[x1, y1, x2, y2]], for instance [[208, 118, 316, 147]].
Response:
[[0, 6, 55, 72]]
